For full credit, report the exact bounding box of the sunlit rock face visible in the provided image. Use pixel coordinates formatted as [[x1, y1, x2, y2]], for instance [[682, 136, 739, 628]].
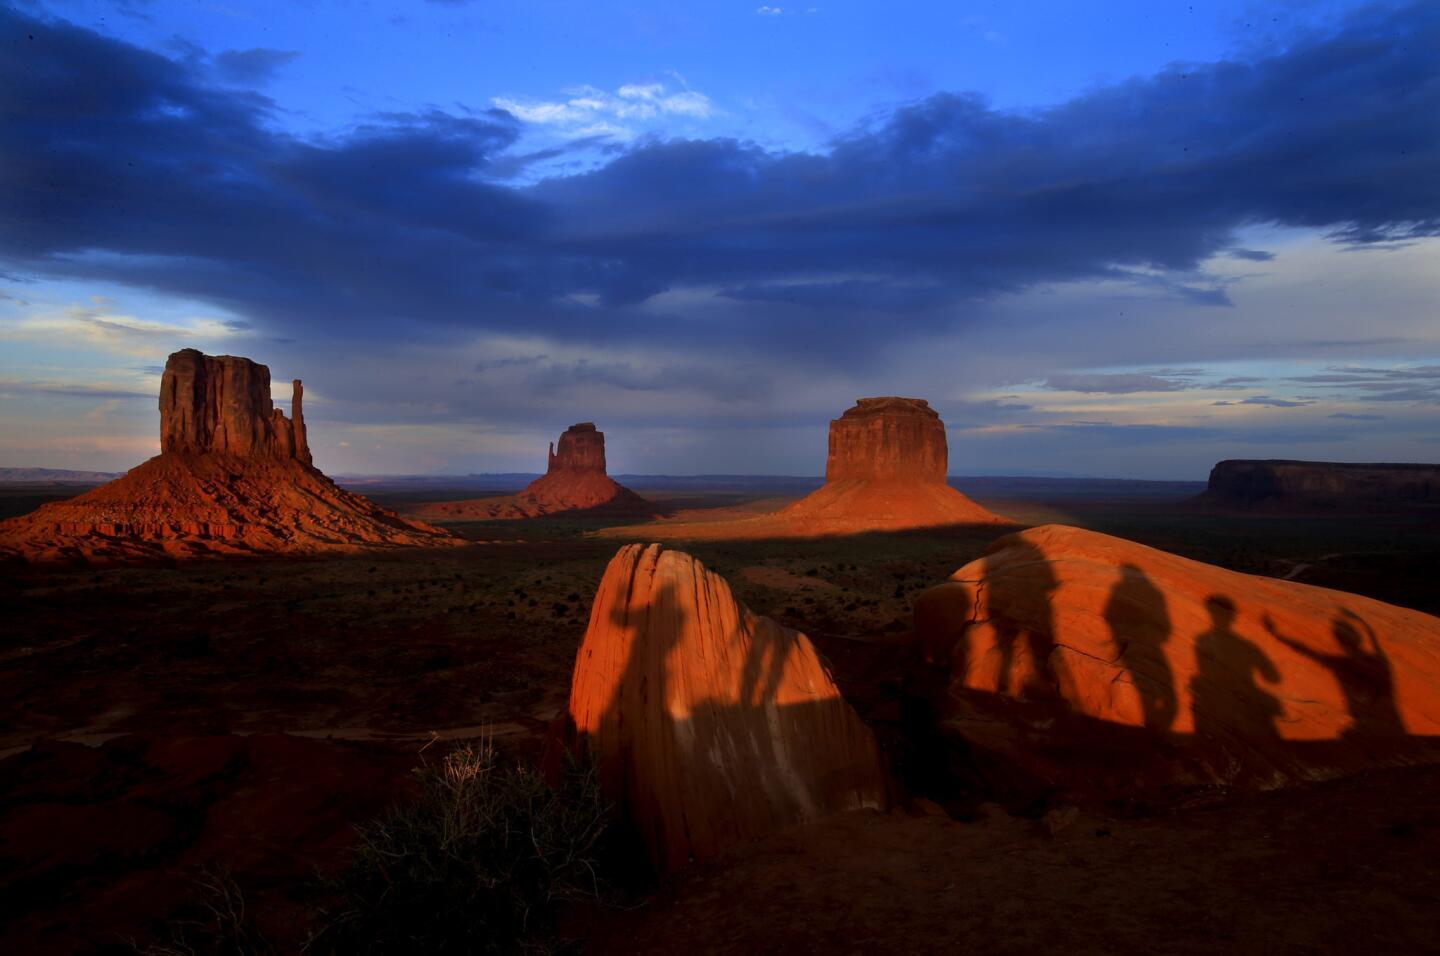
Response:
[[160, 348, 311, 465], [598, 397, 1009, 541], [1203, 459, 1440, 508], [519, 423, 648, 512], [825, 397, 947, 482], [558, 543, 888, 873], [911, 524, 1440, 802], [546, 422, 606, 474], [415, 422, 652, 520], [775, 397, 1007, 530], [0, 349, 459, 563]]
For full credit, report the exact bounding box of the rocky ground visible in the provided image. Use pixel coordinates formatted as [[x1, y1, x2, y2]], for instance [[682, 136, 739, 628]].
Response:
[[2, 481, 1438, 952]]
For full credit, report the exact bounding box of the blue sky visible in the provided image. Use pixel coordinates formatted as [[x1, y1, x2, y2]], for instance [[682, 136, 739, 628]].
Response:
[[1, 0, 1436, 477]]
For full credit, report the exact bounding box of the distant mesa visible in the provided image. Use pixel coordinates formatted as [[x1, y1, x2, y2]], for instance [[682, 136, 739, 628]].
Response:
[[0, 348, 461, 562], [1197, 459, 1440, 511], [602, 396, 1009, 540], [0, 468, 124, 484], [416, 422, 652, 520], [551, 543, 888, 874], [910, 524, 1440, 802]]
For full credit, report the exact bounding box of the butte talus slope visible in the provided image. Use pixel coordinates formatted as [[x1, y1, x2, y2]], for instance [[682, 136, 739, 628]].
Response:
[[604, 397, 1009, 540], [910, 524, 1440, 801], [0, 349, 460, 562], [417, 422, 652, 520]]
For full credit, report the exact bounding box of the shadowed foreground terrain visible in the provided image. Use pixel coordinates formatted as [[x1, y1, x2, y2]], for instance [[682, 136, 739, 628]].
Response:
[[2, 476, 1439, 951]]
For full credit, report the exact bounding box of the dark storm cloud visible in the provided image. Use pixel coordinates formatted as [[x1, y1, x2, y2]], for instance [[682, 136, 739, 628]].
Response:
[[214, 48, 300, 85], [460, 356, 772, 401], [1, 2, 1438, 361]]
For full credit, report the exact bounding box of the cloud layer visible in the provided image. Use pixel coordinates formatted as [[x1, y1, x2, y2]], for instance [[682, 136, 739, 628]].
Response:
[[4, 3, 1438, 354], [1, 2, 1438, 476]]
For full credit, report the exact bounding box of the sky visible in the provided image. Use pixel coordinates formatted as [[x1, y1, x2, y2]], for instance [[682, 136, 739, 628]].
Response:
[[0, 0, 1436, 479]]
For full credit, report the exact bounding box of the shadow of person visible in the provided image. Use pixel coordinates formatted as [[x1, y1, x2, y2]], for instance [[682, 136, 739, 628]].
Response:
[[585, 554, 881, 874], [1190, 594, 1282, 743], [1263, 608, 1404, 740], [739, 613, 794, 708], [1103, 562, 1177, 733], [988, 539, 1061, 700], [588, 577, 687, 837]]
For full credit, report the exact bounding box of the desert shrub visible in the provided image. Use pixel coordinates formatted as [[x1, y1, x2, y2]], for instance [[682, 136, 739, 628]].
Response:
[[308, 742, 609, 955], [133, 865, 274, 956]]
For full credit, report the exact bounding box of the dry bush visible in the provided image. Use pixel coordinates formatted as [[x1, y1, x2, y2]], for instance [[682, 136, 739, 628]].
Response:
[[307, 741, 610, 954], [132, 865, 274, 956]]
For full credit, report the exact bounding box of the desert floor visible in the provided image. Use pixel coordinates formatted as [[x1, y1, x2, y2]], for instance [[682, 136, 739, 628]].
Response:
[[2, 478, 1438, 952]]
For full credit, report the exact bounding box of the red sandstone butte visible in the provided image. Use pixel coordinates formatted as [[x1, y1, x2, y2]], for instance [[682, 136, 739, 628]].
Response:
[[159, 349, 312, 464], [417, 422, 651, 520], [0, 349, 460, 563], [556, 543, 888, 873], [603, 397, 1007, 540], [911, 524, 1440, 800]]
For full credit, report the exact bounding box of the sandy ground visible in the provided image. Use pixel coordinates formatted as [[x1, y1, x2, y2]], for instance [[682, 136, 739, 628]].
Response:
[[2, 482, 1438, 952]]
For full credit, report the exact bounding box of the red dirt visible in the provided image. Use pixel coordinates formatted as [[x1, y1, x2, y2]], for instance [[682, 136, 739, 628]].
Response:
[[579, 763, 1440, 955], [0, 452, 461, 563]]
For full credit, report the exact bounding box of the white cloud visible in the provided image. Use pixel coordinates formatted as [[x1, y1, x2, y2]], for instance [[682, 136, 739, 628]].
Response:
[[756, 6, 783, 16], [0, 295, 244, 359], [492, 80, 715, 137]]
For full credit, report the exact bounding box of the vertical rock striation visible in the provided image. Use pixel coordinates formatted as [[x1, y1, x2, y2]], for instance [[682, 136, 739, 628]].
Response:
[[546, 422, 606, 474], [159, 349, 310, 462], [825, 397, 948, 482], [556, 543, 888, 873]]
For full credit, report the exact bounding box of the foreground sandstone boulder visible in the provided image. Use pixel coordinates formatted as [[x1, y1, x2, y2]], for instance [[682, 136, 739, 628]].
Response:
[[1199, 458, 1440, 510], [602, 397, 1007, 540], [417, 422, 651, 521], [0, 349, 460, 562], [912, 525, 1440, 800], [557, 543, 887, 873]]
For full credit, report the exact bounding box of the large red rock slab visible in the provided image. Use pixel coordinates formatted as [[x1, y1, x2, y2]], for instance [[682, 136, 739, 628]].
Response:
[[558, 543, 888, 873], [911, 524, 1440, 800]]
